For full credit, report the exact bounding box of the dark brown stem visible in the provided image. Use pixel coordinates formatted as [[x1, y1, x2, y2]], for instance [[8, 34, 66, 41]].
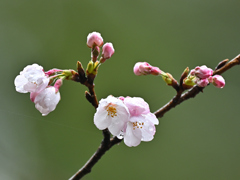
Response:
[[69, 130, 122, 180], [154, 54, 240, 118]]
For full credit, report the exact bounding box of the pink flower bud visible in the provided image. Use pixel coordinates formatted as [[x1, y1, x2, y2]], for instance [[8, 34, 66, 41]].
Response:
[[194, 65, 213, 79], [196, 78, 209, 87], [87, 32, 104, 48], [212, 75, 225, 88], [133, 62, 152, 76], [102, 43, 115, 60]]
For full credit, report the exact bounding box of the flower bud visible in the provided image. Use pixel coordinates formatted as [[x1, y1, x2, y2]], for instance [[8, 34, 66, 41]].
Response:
[[194, 65, 213, 79], [87, 32, 104, 48], [133, 62, 152, 76], [162, 73, 174, 85], [196, 78, 209, 87], [211, 75, 225, 88], [86, 60, 94, 75], [101, 43, 115, 62]]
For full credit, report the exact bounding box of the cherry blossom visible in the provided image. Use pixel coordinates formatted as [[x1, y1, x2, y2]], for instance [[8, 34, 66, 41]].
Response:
[[94, 96, 130, 136], [122, 97, 159, 147], [33, 86, 61, 116], [14, 64, 49, 93]]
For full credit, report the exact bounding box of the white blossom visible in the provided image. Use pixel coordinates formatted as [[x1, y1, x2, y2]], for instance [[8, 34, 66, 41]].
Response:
[[34, 87, 60, 116], [14, 64, 49, 93], [94, 95, 130, 136]]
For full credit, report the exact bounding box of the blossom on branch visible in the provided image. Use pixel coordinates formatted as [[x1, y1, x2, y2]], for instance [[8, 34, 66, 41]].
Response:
[[94, 96, 130, 136], [33, 87, 61, 116], [14, 64, 72, 116], [94, 96, 159, 147], [122, 97, 159, 147], [14, 64, 49, 93]]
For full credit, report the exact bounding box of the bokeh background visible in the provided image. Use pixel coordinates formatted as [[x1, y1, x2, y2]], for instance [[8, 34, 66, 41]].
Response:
[[1, 0, 240, 179]]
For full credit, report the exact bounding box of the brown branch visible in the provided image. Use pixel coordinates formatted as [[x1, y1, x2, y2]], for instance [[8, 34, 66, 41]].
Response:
[[154, 54, 240, 118], [70, 54, 240, 180], [69, 130, 122, 180]]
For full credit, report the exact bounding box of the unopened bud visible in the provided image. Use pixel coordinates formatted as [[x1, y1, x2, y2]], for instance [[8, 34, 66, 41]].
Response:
[[86, 61, 94, 75], [133, 62, 152, 76], [87, 32, 104, 48], [101, 43, 115, 62], [194, 65, 213, 79], [211, 75, 225, 88], [63, 70, 78, 80], [162, 73, 173, 85], [196, 78, 209, 87]]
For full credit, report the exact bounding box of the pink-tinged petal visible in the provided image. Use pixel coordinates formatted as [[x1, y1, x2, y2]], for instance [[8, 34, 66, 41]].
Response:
[[124, 122, 142, 147], [124, 97, 150, 116]]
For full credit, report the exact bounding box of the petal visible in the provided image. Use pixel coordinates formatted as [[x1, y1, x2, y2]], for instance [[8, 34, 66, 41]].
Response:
[[124, 97, 150, 116], [124, 122, 142, 147], [94, 106, 111, 130], [144, 113, 159, 125], [141, 120, 156, 141]]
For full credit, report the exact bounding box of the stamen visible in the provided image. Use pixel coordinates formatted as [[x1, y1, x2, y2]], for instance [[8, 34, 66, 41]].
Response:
[[106, 103, 117, 118]]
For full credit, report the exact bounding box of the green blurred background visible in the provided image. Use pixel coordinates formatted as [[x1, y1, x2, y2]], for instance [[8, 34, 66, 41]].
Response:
[[1, 0, 240, 179]]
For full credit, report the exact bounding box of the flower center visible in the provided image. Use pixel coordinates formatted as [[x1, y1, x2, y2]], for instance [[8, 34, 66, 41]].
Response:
[[132, 122, 144, 130], [107, 103, 117, 118]]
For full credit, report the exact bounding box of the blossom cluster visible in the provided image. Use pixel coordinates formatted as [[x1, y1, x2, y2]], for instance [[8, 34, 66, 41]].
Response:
[[186, 65, 225, 88], [14, 64, 67, 116], [94, 95, 159, 147], [133, 62, 225, 89], [87, 32, 114, 63]]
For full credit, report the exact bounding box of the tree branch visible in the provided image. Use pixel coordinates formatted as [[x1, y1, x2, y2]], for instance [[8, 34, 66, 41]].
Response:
[[70, 54, 240, 180], [154, 54, 240, 118]]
